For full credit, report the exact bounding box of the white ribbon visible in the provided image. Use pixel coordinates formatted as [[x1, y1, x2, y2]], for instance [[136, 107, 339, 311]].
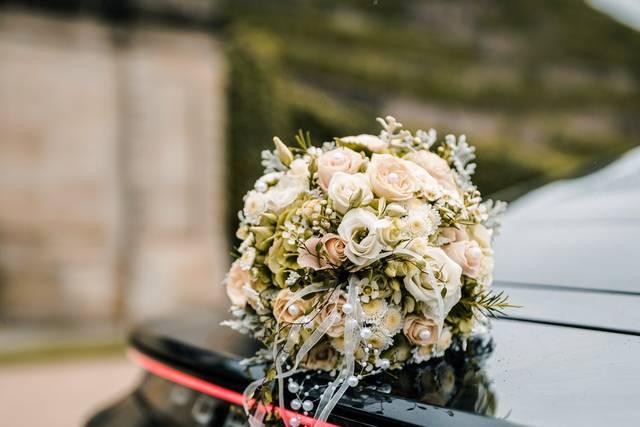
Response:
[[313, 275, 362, 426], [243, 282, 338, 426]]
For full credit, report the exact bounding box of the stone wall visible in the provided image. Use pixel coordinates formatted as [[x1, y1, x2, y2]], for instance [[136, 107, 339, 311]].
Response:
[[0, 10, 228, 324]]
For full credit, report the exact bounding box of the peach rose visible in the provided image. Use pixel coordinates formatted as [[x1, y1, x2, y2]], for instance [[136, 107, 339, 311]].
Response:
[[317, 148, 364, 190], [297, 234, 346, 270], [404, 150, 457, 193], [403, 314, 439, 346], [438, 227, 469, 245], [322, 233, 347, 266], [442, 236, 484, 278], [316, 290, 348, 338], [225, 261, 249, 307], [367, 154, 420, 201], [443, 240, 483, 278], [298, 237, 324, 270], [273, 289, 311, 324]]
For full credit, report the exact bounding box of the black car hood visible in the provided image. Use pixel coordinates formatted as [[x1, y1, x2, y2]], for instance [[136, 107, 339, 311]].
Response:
[[129, 281, 640, 427]]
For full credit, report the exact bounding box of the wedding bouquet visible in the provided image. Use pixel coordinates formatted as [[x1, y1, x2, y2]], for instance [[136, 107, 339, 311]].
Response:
[[223, 116, 509, 426]]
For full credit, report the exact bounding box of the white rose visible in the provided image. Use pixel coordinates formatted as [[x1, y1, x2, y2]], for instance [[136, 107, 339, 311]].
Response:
[[403, 247, 462, 318], [367, 154, 421, 201], [377, 217, 405, 247], [338, 208, 384, 266], [265, 175, 307, 213], [328, 172, 373, 214], [339, 134, 388, 153]]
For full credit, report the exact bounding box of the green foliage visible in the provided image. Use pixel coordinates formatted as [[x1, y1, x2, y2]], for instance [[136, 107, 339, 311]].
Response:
[[448, 278, 517, 327]]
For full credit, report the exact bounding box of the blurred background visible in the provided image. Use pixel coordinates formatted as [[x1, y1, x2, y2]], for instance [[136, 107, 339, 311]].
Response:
[[0, 0, 638, 425]]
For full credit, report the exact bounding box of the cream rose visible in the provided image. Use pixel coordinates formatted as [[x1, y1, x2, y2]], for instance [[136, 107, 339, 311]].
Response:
[[443, 240, 483, 278], [272, 289, 311, 324], [403, 247, 462, 316], [337, 208, 384, 266], [315, 290, 348, 337], [317, 148, 364, 190], [225, 261, 249, 307], [405, 150, 457, 193], [328, 172, 373, 214], [403, 314, 439, 346], [339, 134, 387, 153], [297, 233, 346, 270], [377, 217, 405, 247], [367, 154, 420, 201]]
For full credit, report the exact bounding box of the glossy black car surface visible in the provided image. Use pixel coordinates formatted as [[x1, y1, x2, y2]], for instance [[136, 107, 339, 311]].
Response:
[[86, 280, 640, 427]]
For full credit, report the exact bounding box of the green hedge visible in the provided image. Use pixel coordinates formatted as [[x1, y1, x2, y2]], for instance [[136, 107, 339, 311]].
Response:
[[223, 0, 640, 244], [225, 28, 289, 245]]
